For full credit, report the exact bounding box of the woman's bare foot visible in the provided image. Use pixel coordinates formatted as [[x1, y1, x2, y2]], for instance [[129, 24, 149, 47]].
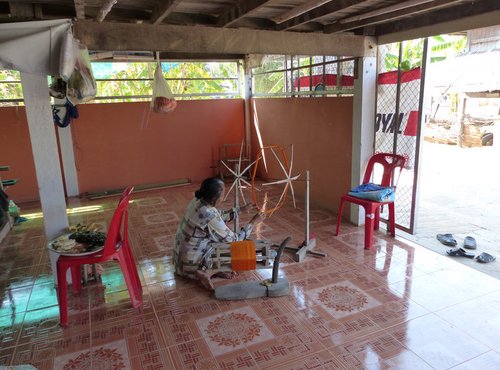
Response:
[[195, 270, 215, 290], [212, 271, 238, 279]]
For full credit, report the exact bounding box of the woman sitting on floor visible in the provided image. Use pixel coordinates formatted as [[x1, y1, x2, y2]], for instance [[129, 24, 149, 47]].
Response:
[[173, 177, 261, 290]]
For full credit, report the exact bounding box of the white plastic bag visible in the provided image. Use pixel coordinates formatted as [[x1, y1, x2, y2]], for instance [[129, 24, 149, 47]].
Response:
[[59, 30, 77, 81], [67, 42, 97, 105], [151, 63, 177, 113]]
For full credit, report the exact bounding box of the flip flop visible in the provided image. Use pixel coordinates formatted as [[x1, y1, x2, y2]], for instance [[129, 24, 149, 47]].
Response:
[[437, 233, 457, 247], [463, 236, 477, 250], [476, 252, 496, 263], [446, 248, 475, 258]]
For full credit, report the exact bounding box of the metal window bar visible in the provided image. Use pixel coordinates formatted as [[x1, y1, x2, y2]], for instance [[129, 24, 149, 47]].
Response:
[[251, 57, 356, 76], [0, 60, 242, 104], [95, 77, 239, 82], [251, 55, 355, 98]]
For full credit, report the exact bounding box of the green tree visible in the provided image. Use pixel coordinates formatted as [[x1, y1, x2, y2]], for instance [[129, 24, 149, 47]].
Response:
[[0, 70, 22, 106], [383, 35, 467, 72]]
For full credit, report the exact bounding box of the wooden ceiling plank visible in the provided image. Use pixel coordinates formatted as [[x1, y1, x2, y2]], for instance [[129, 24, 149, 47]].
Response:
[[74, 0, 85, 20], [376, 0, 500, 37], [276, 0, 367, 31], [150, 0, 182, 25], [340, 0, 434, 24], [96, 0, 116, 22], [273, 0, 332, 24], [34, 4, 44, 19], [73, 20, 376, 57], [325, 0, 464, 33], [9, 2, 35, 18], [217, 0, 272, 27]]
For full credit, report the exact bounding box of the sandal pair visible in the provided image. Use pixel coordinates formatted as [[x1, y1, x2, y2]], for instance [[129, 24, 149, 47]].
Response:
[[437, 234, 477, 249], [446, 248, 475, 258], [476, 252, 496, 264]]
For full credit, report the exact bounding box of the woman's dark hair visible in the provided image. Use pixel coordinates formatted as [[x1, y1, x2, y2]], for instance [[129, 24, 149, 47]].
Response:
[[195, 177, 224, 206]]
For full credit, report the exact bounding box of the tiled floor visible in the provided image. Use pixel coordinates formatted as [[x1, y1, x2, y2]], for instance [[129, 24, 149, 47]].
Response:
[[1, 183, 500, 369]]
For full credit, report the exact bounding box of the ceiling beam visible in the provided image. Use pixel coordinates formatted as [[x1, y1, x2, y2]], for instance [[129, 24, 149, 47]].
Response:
[[150, 0, 182, 25], [325, 0, 464, 34], [166, 12, 217, 26], [376, 0, 500, 39], [341, 0, 434, 23], [227, 17, 275, 30], [8, 2, 35, 18], [74, 0, 85, 19], [96, 0, 116, 22], [73, 20, 376, 57], [217, 0, 272, 27], [273, 0, 332, 24], [276, 0, 370, 31]]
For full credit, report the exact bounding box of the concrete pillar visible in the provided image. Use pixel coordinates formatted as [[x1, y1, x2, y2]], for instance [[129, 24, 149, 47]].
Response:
[[57, 125, 79, 197], [21, 72, 68, 239], [350, 57, 377, 225]]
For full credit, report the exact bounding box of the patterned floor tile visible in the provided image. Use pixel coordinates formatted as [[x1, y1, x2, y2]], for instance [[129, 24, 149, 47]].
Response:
[[0, 286, 32, 317], [91, 314, 166, 358], [196, 306, 274, 356], [129, 348, 175, 369], [306, 280, 382, 319], [298, 306, 381, 348], [0, 312, 24, 349], [53, 339, 131, 370], [247, 331, 324, 369], [266, 349, 348, 370], [143, 211, 179, 225], [12, 328, 92, 370]]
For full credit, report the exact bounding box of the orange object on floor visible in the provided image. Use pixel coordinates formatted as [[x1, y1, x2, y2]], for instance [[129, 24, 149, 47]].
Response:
[[230, 240, 256, 271], [56, 186, 142, 328]]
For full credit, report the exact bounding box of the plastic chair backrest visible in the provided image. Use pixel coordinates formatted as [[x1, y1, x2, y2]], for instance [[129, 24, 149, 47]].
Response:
[[362, 153, 406, 188], [101, 186, 134, 257]]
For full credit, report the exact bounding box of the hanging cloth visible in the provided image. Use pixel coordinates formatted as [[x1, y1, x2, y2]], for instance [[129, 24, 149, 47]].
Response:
[[52, 99, 79, 128]]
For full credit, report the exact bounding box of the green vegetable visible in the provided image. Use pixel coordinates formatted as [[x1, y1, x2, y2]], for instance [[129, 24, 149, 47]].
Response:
[[69, 231, 107, 247]]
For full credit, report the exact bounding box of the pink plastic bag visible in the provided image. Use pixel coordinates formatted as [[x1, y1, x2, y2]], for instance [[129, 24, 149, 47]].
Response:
[[151, 63, 177, 113]]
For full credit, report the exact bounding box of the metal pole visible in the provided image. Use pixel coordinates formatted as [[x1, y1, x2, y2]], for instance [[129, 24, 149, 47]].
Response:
[[410, 37, 429, 234], [233, 164, 240, 233], [243, 58, 252, 160], [393, 42, 403, 154], [305, 171, 310, 244]]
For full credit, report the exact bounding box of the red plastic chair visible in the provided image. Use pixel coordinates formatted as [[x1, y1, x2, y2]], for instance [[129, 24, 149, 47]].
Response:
[[335, 153, 406, 250], [56, 186, 142, 327]]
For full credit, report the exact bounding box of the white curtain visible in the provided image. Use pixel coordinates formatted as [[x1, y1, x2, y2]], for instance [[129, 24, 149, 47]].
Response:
[[0, 19, 71, 75]]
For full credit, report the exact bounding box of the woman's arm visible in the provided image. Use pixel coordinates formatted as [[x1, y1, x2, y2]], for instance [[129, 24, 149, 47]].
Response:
[[206, 209, 245, 242]]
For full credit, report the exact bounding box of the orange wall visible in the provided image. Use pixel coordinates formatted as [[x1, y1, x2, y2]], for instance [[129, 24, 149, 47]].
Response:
[[0, 99, 245, 201], [0, 98, 351, 210], [0, 107, 39, 202], [73, 100, 244, 193], [251, 97, 353, 213]]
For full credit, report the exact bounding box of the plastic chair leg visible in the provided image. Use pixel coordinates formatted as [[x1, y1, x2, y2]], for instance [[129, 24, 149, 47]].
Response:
[[364, 206, 376, 250], [123, 242, 142, 295], [117, 249, 142, 308], [388, 202, 396, 236], [374, 208, 381, 230], [56, 263, 69, 328], [335, 198, 345, 236], [70, 265, 82, 294]]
